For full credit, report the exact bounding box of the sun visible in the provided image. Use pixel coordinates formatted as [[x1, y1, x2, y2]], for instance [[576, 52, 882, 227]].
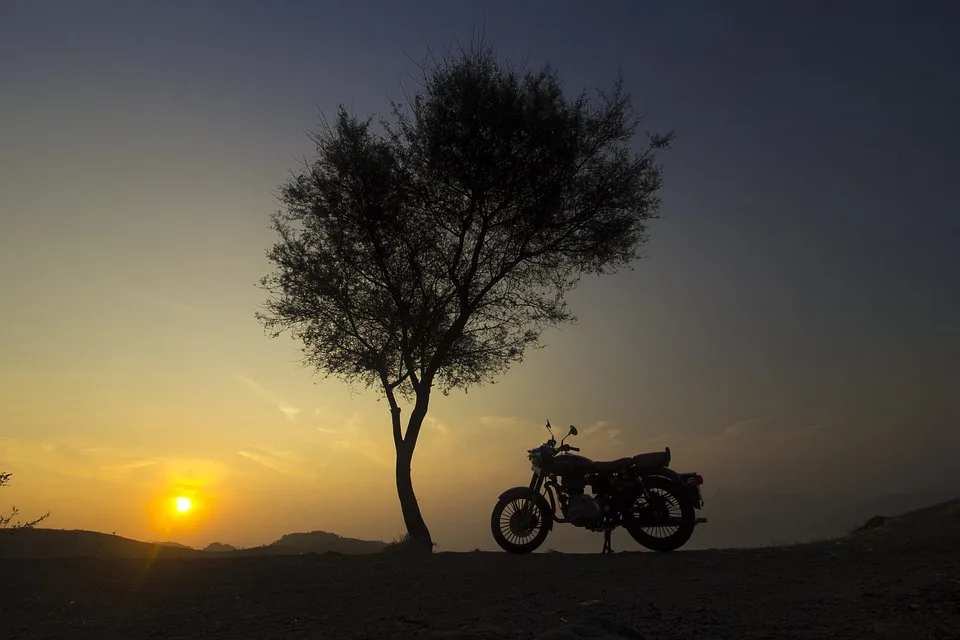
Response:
[[174, 496, 193, 513]]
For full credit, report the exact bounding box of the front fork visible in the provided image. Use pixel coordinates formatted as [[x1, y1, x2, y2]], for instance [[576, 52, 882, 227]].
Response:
[[528, 473, 542, 492], [509, 473, 543, 531], [528, 473, 561, 525]]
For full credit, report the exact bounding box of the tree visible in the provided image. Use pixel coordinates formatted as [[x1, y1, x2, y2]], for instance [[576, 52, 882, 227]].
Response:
[[0, 472, 49, 530], [258, 40, 673, 551]]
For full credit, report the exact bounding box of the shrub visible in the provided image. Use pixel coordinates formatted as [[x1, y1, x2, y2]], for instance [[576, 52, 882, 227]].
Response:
[[0, 472, 50, 530]]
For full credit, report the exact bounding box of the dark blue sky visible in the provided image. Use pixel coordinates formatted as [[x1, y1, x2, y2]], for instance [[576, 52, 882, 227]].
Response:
[[1, 0, 958, 545]]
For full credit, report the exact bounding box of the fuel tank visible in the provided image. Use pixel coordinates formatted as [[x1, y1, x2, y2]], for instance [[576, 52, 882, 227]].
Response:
[[551, 453, 595, 475]]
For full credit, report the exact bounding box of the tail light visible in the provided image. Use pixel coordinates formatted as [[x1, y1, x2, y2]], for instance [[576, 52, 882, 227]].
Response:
[[693, 474, 704, 486]]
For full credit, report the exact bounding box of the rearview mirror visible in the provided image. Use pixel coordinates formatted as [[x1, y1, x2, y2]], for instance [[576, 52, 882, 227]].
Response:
[[569, 425, 578, 436]]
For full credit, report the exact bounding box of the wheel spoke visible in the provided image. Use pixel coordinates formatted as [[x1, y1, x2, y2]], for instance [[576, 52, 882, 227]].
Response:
[[497, 498, 543, 545], [631, 487, 684, 537]]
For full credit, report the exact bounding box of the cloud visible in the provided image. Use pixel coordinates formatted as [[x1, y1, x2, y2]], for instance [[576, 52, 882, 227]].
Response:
[[237, 375, 300, 420], [236, 447, 316, 477], [579, 420, 624, 452], [334, 414, 393, 467], [98, 458, 159, 480], [279, 406, 300, 420], [722, 417, 763, 438], [307, 410, 396, 468], [423, 415, 450, 437], [0, 436, 228, 489], [642, 431, 680, 446], [120, 288, 193, 315], [478, 415, 530, 430], [2, 437, 148, 482], [315, 426, 340, 435], [583, 420, 609, 435], [698, 417, 829, 448], [330, 434, 393, 467]]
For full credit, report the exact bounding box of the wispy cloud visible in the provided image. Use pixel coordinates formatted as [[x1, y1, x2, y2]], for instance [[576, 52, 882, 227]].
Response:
[[315, 426, 340, 435], [478, 415, 538, 431], [324, 411, 394, 468], [237, 375, 300, 420], [423, 415, 450, 437], [120, 288, 193, 315], [578, 420, 624, 450], [236, 447, 315, 477], [723, 417, 763, 438], [583, 420, 609, 435], [0, 436, 227, 488], [98, 458, 159, 479]]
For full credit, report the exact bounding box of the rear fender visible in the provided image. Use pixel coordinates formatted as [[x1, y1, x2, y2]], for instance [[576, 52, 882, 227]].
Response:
[[639, 467, 704, 510], [640, 466, 682, 484], [497, 486, 555, 531]]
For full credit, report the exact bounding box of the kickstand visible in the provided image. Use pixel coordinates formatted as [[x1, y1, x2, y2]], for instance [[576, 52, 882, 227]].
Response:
[[602, 529, 614, 554]]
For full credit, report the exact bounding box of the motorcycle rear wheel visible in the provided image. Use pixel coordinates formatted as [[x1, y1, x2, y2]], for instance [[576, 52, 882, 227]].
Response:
[[490, 495, 551, 554], [623, 475, 696, 552]]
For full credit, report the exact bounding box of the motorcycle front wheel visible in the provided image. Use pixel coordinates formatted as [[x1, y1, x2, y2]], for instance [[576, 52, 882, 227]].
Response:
[[623, 475, 696, 552], [490, 494, 551, 554]]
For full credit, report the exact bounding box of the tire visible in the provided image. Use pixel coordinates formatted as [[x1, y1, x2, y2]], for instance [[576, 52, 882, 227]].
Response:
[[490, 493, 551, 554], [623, 475, 696, 552]]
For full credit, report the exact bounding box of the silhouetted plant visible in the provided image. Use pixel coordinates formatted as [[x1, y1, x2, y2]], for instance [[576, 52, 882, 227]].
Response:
[[381, 532, 438, 554], [259, 36, 672, 551], [0, 472, 49, 530]]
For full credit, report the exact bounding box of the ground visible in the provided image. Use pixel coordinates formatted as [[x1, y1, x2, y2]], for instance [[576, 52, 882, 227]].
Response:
[[1, 533, 957, 640], [3, 500, 959, 639]]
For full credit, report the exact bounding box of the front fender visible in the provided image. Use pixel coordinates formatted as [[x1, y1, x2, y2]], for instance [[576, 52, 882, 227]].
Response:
[[497, 486, 555, 531]]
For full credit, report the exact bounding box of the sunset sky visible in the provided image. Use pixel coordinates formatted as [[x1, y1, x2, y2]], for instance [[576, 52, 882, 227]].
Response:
[[1, 0, 957, 552]]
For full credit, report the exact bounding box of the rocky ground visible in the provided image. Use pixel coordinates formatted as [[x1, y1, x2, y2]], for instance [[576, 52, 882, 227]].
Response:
[[2, 502, 958, 639]]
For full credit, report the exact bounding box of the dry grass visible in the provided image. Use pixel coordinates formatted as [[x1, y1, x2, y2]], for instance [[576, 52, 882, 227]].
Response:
[[380, 532, 438, 555]]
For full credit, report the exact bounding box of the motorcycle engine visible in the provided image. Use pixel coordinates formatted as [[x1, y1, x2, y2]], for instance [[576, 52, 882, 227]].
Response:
[[566, 494, 601, 527]]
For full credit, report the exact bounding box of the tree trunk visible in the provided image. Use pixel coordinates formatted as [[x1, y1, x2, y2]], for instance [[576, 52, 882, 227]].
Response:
[[395, 438, 433, 550], [382, 379, 434, 552]]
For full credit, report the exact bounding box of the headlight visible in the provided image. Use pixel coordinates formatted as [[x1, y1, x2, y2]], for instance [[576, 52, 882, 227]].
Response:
[[529, 450, 544, 472]]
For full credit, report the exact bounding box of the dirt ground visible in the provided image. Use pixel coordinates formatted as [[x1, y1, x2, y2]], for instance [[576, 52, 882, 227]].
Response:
[[1, 534, 958, 640]]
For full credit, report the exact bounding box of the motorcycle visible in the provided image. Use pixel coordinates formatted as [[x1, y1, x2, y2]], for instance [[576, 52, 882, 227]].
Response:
[[491, 421, 708, 554]]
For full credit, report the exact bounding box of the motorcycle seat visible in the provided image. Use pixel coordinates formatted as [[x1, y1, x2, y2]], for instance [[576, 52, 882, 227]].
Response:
[[632, 449, 671, 469], [589, 457, 635, 473]]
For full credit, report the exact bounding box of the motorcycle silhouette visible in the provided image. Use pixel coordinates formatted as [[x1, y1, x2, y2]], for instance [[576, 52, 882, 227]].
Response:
[[491, 420, 707, 553]]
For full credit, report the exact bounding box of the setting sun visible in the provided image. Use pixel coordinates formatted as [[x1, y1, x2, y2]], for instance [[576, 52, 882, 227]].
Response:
[[175, 497, 193, 513]]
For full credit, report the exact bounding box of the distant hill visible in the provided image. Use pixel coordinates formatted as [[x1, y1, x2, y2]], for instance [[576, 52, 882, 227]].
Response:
[[155, 541, 193, 549], [0, 529, 202, 559], [689, 488, 960, 549], [847, 498, 960, 547], [0, 528, 386, 559], [264, 530, 386, 554], [227, 531, 386, 556]]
